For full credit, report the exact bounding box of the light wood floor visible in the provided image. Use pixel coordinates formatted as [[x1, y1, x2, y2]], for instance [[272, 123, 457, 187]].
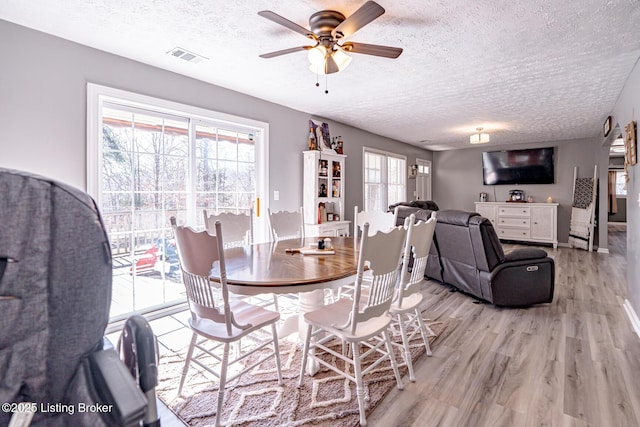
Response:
[[368, 225, 640, 426]]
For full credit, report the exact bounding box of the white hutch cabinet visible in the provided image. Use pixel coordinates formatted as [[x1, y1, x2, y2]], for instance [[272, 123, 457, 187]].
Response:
[[303, 150, 350, 237]]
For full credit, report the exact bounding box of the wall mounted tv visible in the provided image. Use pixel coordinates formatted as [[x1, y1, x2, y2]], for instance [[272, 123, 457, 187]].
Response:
[[482, 147, 555, 185]]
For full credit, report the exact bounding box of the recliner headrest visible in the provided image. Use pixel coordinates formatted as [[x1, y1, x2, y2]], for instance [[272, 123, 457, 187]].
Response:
[[434, 210, 480, 227]]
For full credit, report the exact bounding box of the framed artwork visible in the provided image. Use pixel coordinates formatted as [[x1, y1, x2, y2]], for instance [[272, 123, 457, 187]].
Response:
[[603, 116, 612, 137], [625, 120, 637, 166], [309, 119, 334, 152]]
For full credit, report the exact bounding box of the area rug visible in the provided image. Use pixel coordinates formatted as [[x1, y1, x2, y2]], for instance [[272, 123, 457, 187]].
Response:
[[156, 319, 444, 427]]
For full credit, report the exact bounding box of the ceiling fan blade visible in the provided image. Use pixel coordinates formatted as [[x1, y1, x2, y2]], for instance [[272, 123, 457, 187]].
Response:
[[258, 10, 317, 40], [341, 42, 403, 58], [259, 45, 313, 59], [331, 1, 385, 39]]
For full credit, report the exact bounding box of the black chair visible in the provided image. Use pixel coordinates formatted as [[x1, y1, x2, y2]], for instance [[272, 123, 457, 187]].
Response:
[[409, 209, 554, 306]]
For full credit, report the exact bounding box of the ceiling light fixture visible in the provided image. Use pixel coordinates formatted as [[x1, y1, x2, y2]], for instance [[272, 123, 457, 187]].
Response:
[[470, 127, 490, 144], [308, 46, 352, 75]]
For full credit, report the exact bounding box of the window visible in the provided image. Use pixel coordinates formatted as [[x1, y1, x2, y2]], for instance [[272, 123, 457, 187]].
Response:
[[88, 84, 269, 321], [615, 170, 627, 196], [363, 148, 406, 211]]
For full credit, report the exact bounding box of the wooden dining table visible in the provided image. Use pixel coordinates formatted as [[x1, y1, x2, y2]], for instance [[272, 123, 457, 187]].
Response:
[[209, 236, 359, 374]]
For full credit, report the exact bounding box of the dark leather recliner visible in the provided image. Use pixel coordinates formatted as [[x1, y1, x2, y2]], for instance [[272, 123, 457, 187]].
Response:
[[397, 208, 554, 306]]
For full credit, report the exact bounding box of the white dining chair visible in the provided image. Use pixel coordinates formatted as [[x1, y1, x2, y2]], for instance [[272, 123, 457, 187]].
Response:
[[298, 222, 407, 427], [353, 205, 395, 237], [335, 205, 397, 300], [203, 208, 253, 247], [204, 208, 278, 311], [390, 213, 437, 382], [267, 207, 305, 241], [170, 217, 283, 427]]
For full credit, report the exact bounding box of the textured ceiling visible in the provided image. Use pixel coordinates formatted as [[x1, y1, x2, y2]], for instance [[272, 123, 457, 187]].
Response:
[[2, 0, 640, 150]]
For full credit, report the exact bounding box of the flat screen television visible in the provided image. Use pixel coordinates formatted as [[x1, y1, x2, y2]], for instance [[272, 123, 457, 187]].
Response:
[[482, 147, 555, 185]]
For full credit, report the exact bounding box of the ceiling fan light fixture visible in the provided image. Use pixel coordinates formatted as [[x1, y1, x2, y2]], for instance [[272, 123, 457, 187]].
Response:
[[470, 127, 490, 144], [308, 48, 352, 74], [332, 48, 352, 71], [307, 45, 327, 66]]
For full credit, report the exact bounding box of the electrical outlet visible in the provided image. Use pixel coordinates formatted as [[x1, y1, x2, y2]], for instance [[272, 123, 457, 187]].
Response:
[[274, 190, 279, 201]]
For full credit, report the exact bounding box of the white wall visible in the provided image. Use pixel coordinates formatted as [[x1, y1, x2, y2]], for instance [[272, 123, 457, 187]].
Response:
[[0, 20, 431, 225], [609, 57, 640, 317], [432, 139, 598, 244]]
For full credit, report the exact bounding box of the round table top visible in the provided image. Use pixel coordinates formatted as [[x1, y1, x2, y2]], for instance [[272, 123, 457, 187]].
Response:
[[210, 237, 359, 290]]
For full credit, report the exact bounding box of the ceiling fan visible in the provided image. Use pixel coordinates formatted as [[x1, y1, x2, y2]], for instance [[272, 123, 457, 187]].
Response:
[[258, 1, 403, 75]]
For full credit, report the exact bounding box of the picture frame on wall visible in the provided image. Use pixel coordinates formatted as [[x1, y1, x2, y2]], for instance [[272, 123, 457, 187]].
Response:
[[603, 116, 612, 137], [624, 120, 637, 166]]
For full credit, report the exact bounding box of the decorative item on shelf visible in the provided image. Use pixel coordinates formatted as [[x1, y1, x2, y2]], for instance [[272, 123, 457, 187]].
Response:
[[319, 182, 327, 197], [479, 192, 488, 202], [604, 116, 612, 137], [308, 126, 317, 150], [546, 196, 553, 203], [309, 119, 334, 152], [527, 195, 534, 203], [336, 136, 344, 154], [332, 162, 341, 177], [332, 179, 340, 197], [317, 202, 327, 223], [508, 189, 525, 202], [624, 121, 637, 183], [319, 159, 328, 176]]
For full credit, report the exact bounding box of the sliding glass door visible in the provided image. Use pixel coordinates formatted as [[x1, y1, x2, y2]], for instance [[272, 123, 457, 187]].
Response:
[[89, 84, 268, 321]]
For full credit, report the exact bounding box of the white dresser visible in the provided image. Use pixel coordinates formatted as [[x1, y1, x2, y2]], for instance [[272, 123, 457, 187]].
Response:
[[474, 202, 558, 248]]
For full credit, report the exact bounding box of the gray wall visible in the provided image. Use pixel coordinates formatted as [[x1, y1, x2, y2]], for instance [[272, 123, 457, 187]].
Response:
[[608, 57, 640, 317], [432, 139, 597, 244], [0, 20, 430, 226]]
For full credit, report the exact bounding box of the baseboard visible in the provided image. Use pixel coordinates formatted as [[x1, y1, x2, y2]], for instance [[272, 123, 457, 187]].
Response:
[[623, 299, 640, 338], [557, 242, 570, 248], [597, 247, 610, 254]]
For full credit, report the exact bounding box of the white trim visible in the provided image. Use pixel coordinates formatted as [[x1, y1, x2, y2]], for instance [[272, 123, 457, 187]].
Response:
[[597, 247, 610, 254], [623, 299, 640, 338]]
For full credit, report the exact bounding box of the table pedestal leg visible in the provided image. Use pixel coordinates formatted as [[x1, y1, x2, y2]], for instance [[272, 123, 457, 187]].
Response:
[[299, 288, 326, 376]]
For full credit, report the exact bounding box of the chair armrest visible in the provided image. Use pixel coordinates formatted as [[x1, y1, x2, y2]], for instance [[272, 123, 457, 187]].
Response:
[[504, 248, 548, 262], [489, 256, 555, 306]]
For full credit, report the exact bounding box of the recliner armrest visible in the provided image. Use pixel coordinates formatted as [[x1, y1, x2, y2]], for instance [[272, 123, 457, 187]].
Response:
[[504, 248, 548, 262]]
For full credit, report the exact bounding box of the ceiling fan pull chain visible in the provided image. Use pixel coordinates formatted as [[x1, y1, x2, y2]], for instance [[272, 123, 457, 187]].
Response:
[[325, 74, 329, 94]]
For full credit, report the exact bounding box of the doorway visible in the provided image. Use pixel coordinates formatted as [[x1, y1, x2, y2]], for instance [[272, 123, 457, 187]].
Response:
[[415, 159, 432, 201]]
